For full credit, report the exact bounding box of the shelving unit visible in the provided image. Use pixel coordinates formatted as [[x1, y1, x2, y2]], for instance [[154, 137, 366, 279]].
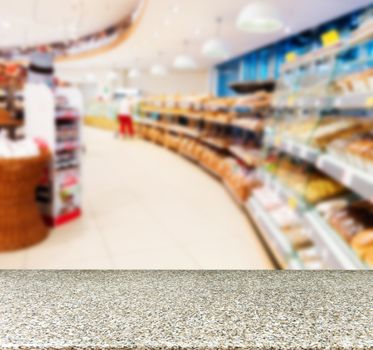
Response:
[[316, 155, 373, 200], [127, 7, 373, 270], [37, 88, 82, 227], [303, 210, 368, 269], [246, 197, 304, 270], [257, 21, 373, 269]]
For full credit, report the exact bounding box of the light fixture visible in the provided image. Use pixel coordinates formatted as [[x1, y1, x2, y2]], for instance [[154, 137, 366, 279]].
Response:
[[164, 18, 171, 27], [151, 51, 168, 76], [284, 26, 292, 35], [1, 21, 11, 29], [128, 68, 141, 79], [236, 1, 284, 33], [151, 64, 168, 76], [202, 17, 230, 59], [85, 73, 97, 83], [173, 40, 197, 70], [107, 70, 118, 81], [171, 5, 179, 14]]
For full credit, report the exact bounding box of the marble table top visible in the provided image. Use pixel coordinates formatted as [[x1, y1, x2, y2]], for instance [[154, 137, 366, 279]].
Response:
[[0, 271, 372, 350]]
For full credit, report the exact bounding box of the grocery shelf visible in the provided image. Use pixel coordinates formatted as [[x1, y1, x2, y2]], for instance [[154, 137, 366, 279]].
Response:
[[200, 137, 229, 151], [56, 111, 80, 121], [279, 139, 320, 164], [223, 180, 244, 208], [202, 117, 232, 126], [228, 145, 258, 168], [257, 170, 368, 270], [331, 92, 373, 110], [199, 162, 221, 180], [316, 154, 373, 201], [273, 92, 373, 111], [180, 112, 203, 121], [56, 141, 80, 152], [135, 118, 160, 127], [231, 119, 263, 133], [264, 132, 373, 201], [246, 198, 304, 270], [230, 80, 276, 94], [257, 169, 307, 211], [136, 118, 201, 140], [167, 125, 200, 139], [303, 210, 368, 270], [281, 43, 343, 72]]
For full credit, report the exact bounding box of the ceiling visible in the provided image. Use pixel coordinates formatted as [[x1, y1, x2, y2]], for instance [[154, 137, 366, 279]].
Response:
[[37, 0, 373, 74], [0, 0, 139, 47]]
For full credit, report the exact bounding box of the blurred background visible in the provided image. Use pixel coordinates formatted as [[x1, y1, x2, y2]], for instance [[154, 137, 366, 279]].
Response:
[[0, 0, 373, 270]]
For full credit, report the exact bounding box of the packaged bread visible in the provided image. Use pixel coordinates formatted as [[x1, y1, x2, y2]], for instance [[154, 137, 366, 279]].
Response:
[[364, 250, 373, 268], [351, 230, 373, 258]]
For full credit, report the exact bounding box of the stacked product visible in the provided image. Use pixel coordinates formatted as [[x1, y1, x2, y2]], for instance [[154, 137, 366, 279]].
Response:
[[317, 199, 373, 267], [136, 91, 270, 204], [36, 89, 82, 227], [253, 186, 324, 269]]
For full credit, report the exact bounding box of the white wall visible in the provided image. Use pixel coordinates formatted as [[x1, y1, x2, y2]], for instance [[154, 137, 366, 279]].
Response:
[[56, 66, 210, 98], [124, 70, 210, 96]]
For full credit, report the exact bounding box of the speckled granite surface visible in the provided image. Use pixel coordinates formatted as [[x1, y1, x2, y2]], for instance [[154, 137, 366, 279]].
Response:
[[0, 271, 372, 350]]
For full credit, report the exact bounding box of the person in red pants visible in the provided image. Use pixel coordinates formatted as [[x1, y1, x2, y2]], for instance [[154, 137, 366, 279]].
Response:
[[117, 98, 134, 137]]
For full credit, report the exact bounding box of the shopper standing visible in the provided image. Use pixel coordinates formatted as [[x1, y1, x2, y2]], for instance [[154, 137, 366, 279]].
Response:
[[117, 97, 134, 138]]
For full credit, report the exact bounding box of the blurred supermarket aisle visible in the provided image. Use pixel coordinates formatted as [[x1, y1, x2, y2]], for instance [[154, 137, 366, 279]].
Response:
[[0, 127, 273, 269]]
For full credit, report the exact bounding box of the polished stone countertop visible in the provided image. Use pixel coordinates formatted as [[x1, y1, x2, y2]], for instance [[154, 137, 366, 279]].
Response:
[[0, 271, 372, 350]]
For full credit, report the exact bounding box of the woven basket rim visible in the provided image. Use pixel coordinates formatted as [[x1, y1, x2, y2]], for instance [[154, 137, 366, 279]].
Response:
[[0, 149, 50, 164]]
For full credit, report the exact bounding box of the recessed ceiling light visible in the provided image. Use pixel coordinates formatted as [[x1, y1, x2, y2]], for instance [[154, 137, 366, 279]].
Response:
[[202, 38, 230, 59], [150, 64, 168, 76], [107, 71, 118, 81], [202, 17, 230, 60], [174, 54, 197, 70], [172, 5, 179, 14], [236, 2, 284, 33], [128, 68, 141, 79], [194, 28, 202, 37], [164, 19, 171, 27], [2, 21, 11, 29], [85, 73, 97, 83], [284, 26, 292, 34]]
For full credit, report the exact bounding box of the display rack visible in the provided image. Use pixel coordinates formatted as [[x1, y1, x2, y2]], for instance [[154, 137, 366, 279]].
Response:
[[260, 21, 373, 269], [37, 88, 82, 227], [246, 197, 304, 270], [88, 7, 373, 270]]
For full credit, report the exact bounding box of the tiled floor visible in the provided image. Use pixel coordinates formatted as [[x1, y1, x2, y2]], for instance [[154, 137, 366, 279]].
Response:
[[0, 127, 274, 269]]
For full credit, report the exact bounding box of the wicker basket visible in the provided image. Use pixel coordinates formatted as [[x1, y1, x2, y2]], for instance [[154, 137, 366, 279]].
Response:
[[0, 150, 50, 251]]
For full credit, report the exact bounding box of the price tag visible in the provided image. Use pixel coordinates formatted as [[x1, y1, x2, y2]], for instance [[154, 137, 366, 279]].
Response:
[[342, 170, 353, 187], [286, 52, 298, 63], [316, 157, 325, 169], [321, 29, 340, 47], [366, 97, 373, 108], [300, 147, 308, 159], [275, 137, 282, 147], [288, 96, 295, 107], [288, 197, 298, 210]]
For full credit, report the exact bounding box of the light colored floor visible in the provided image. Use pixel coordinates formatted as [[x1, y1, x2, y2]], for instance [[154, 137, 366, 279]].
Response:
[[0, 127, 273, 269]]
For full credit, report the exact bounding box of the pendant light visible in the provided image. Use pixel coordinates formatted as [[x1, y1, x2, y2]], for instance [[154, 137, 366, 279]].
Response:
[[236, 1, 284, 33], [174, 40, 197, 70], [128, 68, 141, 79], [150, 52, 168, 76], [128, 57, 142, 79], [106, 70, 118, 81], [202, 17, 230, 60], [85, 73, 97, 83]]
